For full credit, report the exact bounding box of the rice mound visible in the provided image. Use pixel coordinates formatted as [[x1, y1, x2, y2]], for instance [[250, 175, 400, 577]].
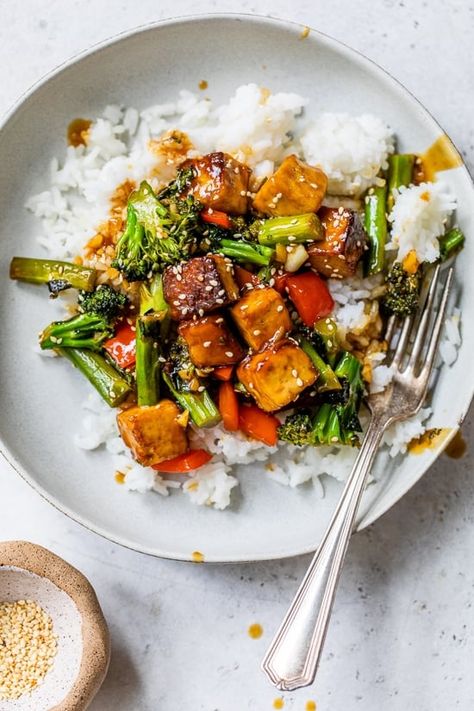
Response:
[[300, 113, 394, 196], [387, 181, 456, 263], [27, 84, 461, 511]]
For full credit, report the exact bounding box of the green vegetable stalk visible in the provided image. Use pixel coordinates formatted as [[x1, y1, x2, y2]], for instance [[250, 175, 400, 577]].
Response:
[[439, 227, 465, 261], [162, 372, 221, 428], [257, 214, 324, 246], [10, 257, 96, 293], [364, 185, 387, 276], [216, 238, 274, 266], [298, 336, 342, 393], [387, 154, 415, 210], [60, 348, 132, 407], [135, 319, 161, 407]]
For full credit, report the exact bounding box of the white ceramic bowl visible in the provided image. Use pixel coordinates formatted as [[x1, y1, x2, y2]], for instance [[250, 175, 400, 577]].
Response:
[[0, 14, 473, 562]]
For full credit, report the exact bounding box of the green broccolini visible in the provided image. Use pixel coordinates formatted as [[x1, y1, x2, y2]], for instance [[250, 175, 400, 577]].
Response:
[[78, 284, 127, 320], [312, 352, 364, 446], [112, 181, 201, 281], [382, 262, 421, 316], [278, 412, 313, 446], [204, 224, 275, 266], [40, 313, 113, 351]]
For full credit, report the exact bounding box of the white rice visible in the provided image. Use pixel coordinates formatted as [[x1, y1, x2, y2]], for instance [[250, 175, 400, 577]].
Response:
[[27, 85, 461, 510], [386, 181, 456, 263], [300, 113, 394, 196]]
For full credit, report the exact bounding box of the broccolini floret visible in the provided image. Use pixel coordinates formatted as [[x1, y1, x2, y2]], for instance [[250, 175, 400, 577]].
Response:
[[278, 412, 313, 446], [78, 284, 127, 320], [112, 181, 201, 281], [382, 262, 421, 317], [312, 352, 364, 446], [40, 313, 113, 351]]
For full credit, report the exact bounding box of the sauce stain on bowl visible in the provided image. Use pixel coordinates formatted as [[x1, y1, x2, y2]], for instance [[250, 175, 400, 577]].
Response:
[[444, 429, 467, 459], [407, 427, 451, 454]]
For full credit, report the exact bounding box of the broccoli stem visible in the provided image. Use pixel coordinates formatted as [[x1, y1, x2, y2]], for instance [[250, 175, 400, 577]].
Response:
[[387, 154, 415, 210], [257, 214, 324, 246], [439, 227, 465, 261], [217, 239, 274, 266], [313, 318, 340, 367], [135, 319, 161, 407], [312, 403, 343, 445], [40, 313, 110, 351], [364, 185, 387, 276], [60, 348, 132, 407], [9, 257, 96, 291], [298, 337, 342, 392], [162, 372, 221, 428]]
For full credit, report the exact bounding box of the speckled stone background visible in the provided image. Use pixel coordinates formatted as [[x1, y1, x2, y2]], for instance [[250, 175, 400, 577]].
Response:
[[1, 2, 474, 710]]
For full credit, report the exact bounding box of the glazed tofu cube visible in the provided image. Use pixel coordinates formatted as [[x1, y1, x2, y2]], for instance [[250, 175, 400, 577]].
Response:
[[230, 287, 292, 350], [180, 152, 251, 214], [163, 255, 239, 320], [178, 314, 245, 368], [308, 207, 368, 278], [252, 155, 328, 216], [237, 340, 317, 412], [117, 399, 188, 467]]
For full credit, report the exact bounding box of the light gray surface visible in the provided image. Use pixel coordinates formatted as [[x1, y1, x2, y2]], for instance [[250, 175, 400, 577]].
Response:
[[0, 2, 473, 709]]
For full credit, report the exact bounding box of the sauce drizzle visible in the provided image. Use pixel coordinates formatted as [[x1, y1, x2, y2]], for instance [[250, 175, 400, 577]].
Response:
[[407, 427, 451, 455], [248, 623, 263, 639], [445, 430, 467, 459], [418, 134, 463, 182], [67, 118, 92, 147]]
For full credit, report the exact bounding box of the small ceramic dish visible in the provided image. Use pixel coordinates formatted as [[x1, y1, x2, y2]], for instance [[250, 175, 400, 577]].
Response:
[[0, 541, 110, 710]]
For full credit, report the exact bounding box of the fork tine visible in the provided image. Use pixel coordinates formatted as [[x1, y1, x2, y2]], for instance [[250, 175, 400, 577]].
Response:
[[384, 315, 397, 346], [391, 314, 414, 369], [406, 263, 441, 371], [419, 266, 454, 380]]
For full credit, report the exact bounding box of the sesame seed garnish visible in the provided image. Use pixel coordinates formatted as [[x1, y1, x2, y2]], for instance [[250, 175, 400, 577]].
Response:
[[176, 274, 182, 281], [277, 305, 284, 312], [198, 308, 205, 317], [205, 285, 213, 291], [253, 329, 261, 336], [209, 280, 218, 287], [292, 369, 298, 377], [203, 341, 211, 348], [215, 317, 224, 324], [296, 378, 304, 387], [0, 600, 57, 700], [225, 351, 234, 358], [218, 289, 225, 296], [249, 382, 255, 389], [197, 386, 205, 392], [216, 298, 224, 304], [178, 293, 186, 300], [240, 190, 247, 196], [197, 275, 204, 282], [240, 304, 249, 310]]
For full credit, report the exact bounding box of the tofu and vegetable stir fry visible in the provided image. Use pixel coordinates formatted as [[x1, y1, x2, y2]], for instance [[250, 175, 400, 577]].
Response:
[[10, 150, 464, 473]]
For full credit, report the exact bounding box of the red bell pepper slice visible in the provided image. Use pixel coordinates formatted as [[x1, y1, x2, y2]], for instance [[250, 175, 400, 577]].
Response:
[[285, 271, 334, 327], [218, 381, 239, 431], [104, 320, 136, 369], [152, 449, 212, 473], [201, 208, 232, 230], [239, 405, 280, 447]]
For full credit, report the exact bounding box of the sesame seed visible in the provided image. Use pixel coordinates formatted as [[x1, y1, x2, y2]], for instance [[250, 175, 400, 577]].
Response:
[[209, 280, 218, 287], [253, 329, 261, 336], [331, 436, 339, 443], [178, 293, 186, 300], [309, 390, 317, 397], [207, 207, 214, 214], [198, 309, 205, 317], [176, 274, 182, 281], [249, 382, 254, 389], [240, 190, 247, 196], [203, 341, 211, 348], [197, 275, 204, 282], [205, 285, 213, 291], [277, 305, 284, 312], [198, 386, 205, 392], [225, 351, 234, 358], [240, 304, 249, 310], [215, 317, 224, 324], [292, 369, 298, 377], [296, 378, 304, 387], [288, 235, 296, 242], [216, 298, 224, 304], [218, 289, 225, 296]]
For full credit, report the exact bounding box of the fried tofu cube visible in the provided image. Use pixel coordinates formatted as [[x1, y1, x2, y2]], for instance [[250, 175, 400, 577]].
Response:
[[180, 152, 251, 214], [163, 255, 239, 320], [307, 207, 368, 278], [117, 399, 188, 467], [237, 340, 317, 412], [230, 287, 292, 350], [178, 314, 245, 368], [253, 155, 328, 216]]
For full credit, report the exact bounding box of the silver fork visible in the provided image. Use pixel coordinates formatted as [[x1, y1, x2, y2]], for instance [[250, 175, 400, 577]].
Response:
[[262, 263, 454, 691]]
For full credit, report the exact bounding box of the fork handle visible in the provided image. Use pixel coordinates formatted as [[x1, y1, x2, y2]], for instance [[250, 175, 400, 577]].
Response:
[[262, 415, 385, 691]]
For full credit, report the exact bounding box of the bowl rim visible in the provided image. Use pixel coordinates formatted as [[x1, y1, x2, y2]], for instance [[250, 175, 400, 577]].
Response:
[[1, 12, 473, 563]]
